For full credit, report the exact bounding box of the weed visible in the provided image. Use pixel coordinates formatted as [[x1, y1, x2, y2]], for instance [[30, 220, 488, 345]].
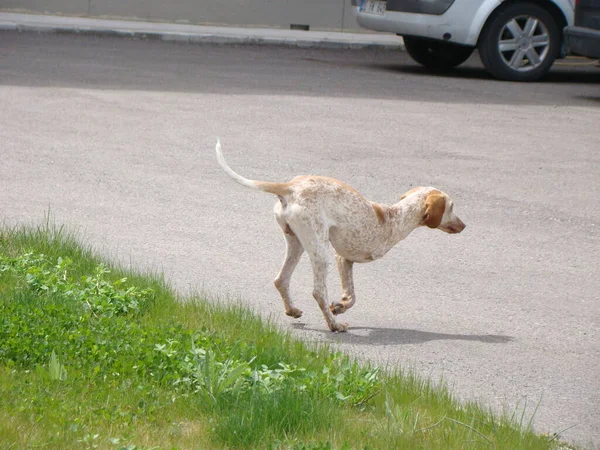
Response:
[[49, 350, 68, 381]]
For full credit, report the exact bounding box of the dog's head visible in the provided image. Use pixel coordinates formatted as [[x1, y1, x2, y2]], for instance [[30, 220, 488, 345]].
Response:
[[400, 187, 466, 234]]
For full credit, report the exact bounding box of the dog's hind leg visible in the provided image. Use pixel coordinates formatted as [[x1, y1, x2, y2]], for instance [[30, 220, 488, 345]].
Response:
[[274, 230, 304, 319], [331, 253, 355, 315], [289, 219, 348, 332], [274, 201, 304, 319]]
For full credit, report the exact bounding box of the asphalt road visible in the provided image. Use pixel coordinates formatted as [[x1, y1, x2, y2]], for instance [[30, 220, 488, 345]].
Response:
[[1, 31, 599, 447]]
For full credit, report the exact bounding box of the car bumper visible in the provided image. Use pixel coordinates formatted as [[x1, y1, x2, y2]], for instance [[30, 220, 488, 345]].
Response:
[[350, 0, 454, 14], [564, 25, 600, 59], [351, 0, 501, 46]]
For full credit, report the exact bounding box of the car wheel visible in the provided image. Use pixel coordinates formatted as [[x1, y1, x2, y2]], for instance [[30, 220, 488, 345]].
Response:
[[403, 36, 474, 71], [478, 3, 561, 81]]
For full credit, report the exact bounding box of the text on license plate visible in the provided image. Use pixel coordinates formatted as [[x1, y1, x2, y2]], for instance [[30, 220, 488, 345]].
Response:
[[360, 0, 386, 15]]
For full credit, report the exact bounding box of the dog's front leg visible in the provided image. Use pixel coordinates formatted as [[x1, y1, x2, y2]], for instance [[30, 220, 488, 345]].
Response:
[[331, 253, 355, 316]]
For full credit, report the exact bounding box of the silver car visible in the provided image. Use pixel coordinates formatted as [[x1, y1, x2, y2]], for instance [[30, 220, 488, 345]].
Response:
[[352, 0, 574, 81]]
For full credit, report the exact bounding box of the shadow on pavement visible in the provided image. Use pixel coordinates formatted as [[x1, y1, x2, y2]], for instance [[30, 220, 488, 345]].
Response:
[[292, 323, 514, 345], [378, 64, 600, 85], [2, 30, 598, 106], [575, 95, 600, 103], [378, 64, 492, 81]]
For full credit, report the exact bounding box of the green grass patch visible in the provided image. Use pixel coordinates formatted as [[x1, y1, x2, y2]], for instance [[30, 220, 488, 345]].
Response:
[[0, 223, 571, 449]]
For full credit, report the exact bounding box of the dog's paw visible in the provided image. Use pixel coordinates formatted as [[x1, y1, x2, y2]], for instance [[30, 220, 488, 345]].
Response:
[[285, 307, 303, 319], [329, 321, 348, 333], [330, 302, 346, 316]]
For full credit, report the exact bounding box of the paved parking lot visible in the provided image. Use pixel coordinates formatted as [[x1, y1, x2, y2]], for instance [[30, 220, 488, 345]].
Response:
[[1, 31, 599, 447]]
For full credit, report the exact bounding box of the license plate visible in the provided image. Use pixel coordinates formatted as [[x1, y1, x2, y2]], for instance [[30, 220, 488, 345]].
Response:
[[360, 0, 386, 15]]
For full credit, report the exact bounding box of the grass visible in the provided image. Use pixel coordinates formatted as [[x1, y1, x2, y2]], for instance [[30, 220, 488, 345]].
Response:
[[0, 222, 573, 449]]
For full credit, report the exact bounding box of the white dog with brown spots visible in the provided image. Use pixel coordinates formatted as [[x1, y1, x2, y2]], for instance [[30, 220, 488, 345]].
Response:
[[216, 139, 466, 332]]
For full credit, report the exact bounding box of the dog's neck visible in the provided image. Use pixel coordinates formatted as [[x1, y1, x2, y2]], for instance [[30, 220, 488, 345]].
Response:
[[387, 192, 428, 244]]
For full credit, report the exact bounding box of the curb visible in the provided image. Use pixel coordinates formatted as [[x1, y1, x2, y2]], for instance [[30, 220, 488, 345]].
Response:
[[0, 12, 404, 50]]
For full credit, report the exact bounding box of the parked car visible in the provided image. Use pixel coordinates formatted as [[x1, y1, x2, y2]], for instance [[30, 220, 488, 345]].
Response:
[[351, 0, 574, 81], [564, 0, 600, 59]]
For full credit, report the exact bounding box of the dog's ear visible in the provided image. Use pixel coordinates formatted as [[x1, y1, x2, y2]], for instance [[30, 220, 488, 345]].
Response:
[[423, 192, 446, 228]]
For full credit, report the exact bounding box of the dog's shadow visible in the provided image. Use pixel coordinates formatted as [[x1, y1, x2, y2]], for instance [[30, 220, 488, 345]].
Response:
[[292, 323, 513, 346]]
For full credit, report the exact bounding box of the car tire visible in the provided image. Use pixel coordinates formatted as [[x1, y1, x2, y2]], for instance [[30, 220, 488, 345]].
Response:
[[478, 2, 561, 81], [403, 36, 474, 71]]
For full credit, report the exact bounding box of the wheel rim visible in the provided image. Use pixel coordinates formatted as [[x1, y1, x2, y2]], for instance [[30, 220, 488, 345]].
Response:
[[497, 15, 550, 72]]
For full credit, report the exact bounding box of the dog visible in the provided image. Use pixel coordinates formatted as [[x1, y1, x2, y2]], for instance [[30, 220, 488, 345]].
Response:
[[216, 139, 465, 332]]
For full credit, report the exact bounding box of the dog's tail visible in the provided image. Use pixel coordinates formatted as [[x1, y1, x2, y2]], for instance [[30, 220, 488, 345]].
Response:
[[215, 138, 291, 196]]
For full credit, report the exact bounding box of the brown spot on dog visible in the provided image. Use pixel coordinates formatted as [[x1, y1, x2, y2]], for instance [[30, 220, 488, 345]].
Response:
[[423, 190, 446, 229], [400, 187, 423, 201], [295, 176, 361, 193], [370, 202, 386, 224], [284, 223, 295, 236], [255, 181, 292, 196]]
